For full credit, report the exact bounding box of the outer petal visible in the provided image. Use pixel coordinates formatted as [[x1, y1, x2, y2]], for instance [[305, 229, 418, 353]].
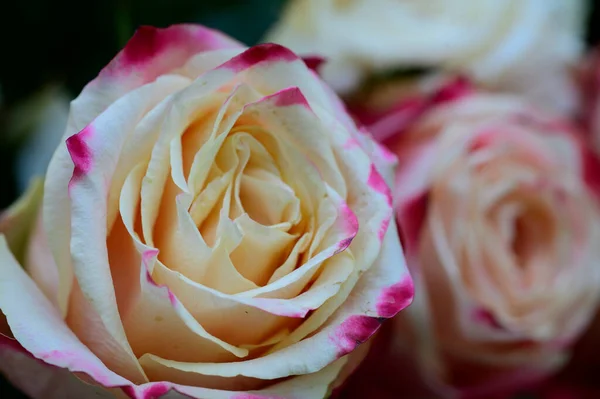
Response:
[[134, 220, 412, 383], [43, 24, 242, 315], [69, 24, 242, 138], [0, 178, 47, 333], [0, 235, 348, 399], [0, 337, 114, 399], [60, 77, 194, 384], [0, 235, 135, 393], [0, 178, 43, 263]]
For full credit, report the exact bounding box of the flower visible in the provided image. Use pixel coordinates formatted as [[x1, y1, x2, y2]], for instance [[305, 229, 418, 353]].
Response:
[[580, 47, 600, 155], [5, 84, 72, 193], [265, 0, 586, 115], [0, 24, 412, 398], [357, 80, 600, 397]]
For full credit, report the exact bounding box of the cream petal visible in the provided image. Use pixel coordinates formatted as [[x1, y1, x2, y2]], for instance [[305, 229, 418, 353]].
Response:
[[24, 206, 60, 309], [65, 78, 188, 372], [43, 26, 240, 317], [155, 184, 211, 281], [106, 75, 191, 231], [70, 25, 241, 139], [235, 186, 355, 302], [151, 261, 296, 347], [248, 249, 355, 318], [309, 103, 396, 274], [189, 169, 234, 226], [227, 126, 322, 226], [192, 214, 258, 295], [305, 188, 344, 259], [170, 94, 229, 193], [0, 178, 43, 263], [139, 355, 347, 398], [141, 94, 225, 247], [2, 179, 62, 310], [107, 212, 146, 321], [65, 279, 148, 383], [238, 357, 348, 398], [0, 268, 336, 399], [143, 358, 266, 391], [0, 331, 345, 399], [130, 220, 411, 381], [267, 267, 361, 354], [239, 171, 301, 226], [267, 233, 312, 283], [141, 77, 256, 248], [200, 241, 260, 295], [223, 44, 343, 124], [175, 49, 245, 79], [43, 75, 187, 319], [187, 84, 262, 196], [121, 253, 248, 362], [148, 185, 359, 341], [119, 163, 250, 361], [229, 214, 298, 286], [241, 87, 347, 198], [0, 236, 136, 389]]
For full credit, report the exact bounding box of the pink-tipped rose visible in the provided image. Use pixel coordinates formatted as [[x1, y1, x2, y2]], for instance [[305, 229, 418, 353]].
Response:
[[580, 47, 600, 156], [0, 24, 413, 399], [354, 80, 600, 398]]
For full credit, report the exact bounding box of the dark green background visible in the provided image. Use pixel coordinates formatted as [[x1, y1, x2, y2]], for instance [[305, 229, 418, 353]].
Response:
[[0, 1, 598, 397]]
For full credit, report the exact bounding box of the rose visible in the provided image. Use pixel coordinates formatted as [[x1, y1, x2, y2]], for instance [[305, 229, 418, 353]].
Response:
[[353, 81, 600, 397], [265, 0, 586, 115], [580, 47, 600, 156], [0, 24, 413, 399]]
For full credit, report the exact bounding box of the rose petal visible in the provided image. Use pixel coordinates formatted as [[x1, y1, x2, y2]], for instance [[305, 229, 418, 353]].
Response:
[[119, 164, 251, 361], [0, 336, 115, 399], [0, 177, 43, 262], [0, 235, 136, 389], [131, 220, 411, 381], [43, 25, 240, 316]]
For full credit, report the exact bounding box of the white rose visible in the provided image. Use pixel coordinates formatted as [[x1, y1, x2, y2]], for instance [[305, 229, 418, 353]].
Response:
[[0, 24, 413, 399], [266, 0, 586, 114]]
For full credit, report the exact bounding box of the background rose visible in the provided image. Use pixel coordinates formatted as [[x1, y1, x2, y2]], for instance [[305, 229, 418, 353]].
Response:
[[353, 83, 600, 397], [580, 47, 600, 155], [2, 85, 72, 193], [265, 0, 587, 115], [0, 24, 413, 398]]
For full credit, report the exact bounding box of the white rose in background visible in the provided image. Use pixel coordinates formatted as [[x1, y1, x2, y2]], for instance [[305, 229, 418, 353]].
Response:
[[265, 0, 586, 115]]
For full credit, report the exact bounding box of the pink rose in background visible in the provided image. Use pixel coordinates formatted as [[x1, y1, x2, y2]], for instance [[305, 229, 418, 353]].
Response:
[[580, 47, 600, 155], [351, 79, 600, 398], [0, 24, 413, 398]]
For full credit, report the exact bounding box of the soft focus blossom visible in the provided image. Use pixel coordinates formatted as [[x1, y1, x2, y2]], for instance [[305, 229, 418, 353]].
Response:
[[0, 24, 412, 398], [266, 0, 586, 115], [580, 47, 600, 155], [6, 85, 71, 192], [354, 80, 600, 397]]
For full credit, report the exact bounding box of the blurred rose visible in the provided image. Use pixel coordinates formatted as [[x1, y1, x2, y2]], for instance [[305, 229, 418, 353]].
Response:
[[266, 0, 586, 115], [356, 82, 600, 397], [580, 47, 600, 155], [5, 85, 71, 192], [0, 24, 413, 398], [532, 308, 600, 397]]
